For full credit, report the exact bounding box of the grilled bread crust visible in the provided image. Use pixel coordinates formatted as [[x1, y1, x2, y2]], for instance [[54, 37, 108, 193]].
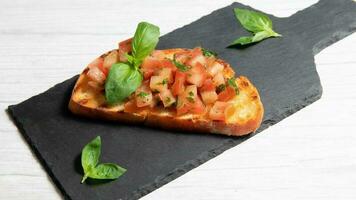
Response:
[[69, 49, 264, 136]]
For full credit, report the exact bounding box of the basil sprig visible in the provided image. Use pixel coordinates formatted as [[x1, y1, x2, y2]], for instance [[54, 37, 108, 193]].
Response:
[[105, 22, 160, 104], [81, 136, 126, 183], [229, 8, 281, 46]]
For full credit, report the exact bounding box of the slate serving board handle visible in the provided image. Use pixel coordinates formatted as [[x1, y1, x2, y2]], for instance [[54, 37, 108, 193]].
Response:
[[288, 0, 356, 55]]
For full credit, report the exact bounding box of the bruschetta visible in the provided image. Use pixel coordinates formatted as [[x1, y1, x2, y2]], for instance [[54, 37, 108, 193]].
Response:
[[69, 22, 264, 136]]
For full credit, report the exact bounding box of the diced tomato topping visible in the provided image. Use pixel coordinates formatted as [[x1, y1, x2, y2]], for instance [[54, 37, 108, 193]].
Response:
[[218, 86, 236, 102], [190, 47, 203, 58], [209, 101, 229, 121], [103, 50, 119, 71], [95, 58, 108, 76], [191, 96, 205, 114], [156, 68, 174, 84], [201, 90, 218, 105], [150, 75, 168, 93], [87, 66, 106, 84], [207, 61, 224, 77], [213, 72, 225, 87], [141, 57, 177, 80], [176, 85, 205, 115], [135, 82, 153, 108], [119, 38, 132, 53], [174, 51, 190, 64], [159, 88, 176, 107], [200, 79, 215, 92], [172, 71, 186, 96], [187, 48, 207, 67], [186, 62, 207, 87], [118, 38, 132, 62]]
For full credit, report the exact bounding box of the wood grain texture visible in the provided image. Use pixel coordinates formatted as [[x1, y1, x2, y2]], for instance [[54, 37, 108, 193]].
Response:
[[1, 0, 356, 199]]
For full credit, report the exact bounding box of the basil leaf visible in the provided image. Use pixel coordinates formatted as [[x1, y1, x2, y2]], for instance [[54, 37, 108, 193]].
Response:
[[132, 22, 160, 68], [230, 36, 253, 46], [80, 136, 127, 183], [81, 136, 101, 183], [105, 63, 143, 104], [90, 163, 127, 180], [229, 8, 281, 46], [234, 8, 272, 33]]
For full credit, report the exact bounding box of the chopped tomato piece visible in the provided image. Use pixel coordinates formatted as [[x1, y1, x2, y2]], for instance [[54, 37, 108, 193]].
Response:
[[156, 68, 174, 84], [135, 82, 153, 107], [176, 95, 190, 116], [160, 59, 177, 72], [191, 95, 205, 114], [118, 38, 132, 52], [149, 75, 168, 93], [200, 79, 215, 92], [187, 49, 207, 67], [174, 51, 190, 64], [190, 47, 203, 58], [142, 56, 161, 79], [96, 58, 108, 76], [207, 61, 224, 77], [201, 90, 218, 105], [118, 38, 132, 62], [159, 88, 176, 107], [209, 101, 229, 121], [218, 86, 236, 102], [172, 71, 186, 96], [141, 57, 176, 80], [87, 66, 106, 84], [213, 72, 225, 87], [103, 50, 119, 70], [186, 62, 207, 87], [177, 85, 205, 115]]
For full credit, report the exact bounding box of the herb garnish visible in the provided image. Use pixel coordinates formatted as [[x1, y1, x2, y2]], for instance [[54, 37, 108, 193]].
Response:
[[202, 48, 217, 57], [81, 136, 126, 183], [171, 54, 191, 72], [137, 92, 148, 98], [227, 78, 239, 94], [165, 97, 171, 104], [105, 22, 160, 104], [186, 91, 195, 103], [216, 84, 226, 93], [229, 8, 281, 46]]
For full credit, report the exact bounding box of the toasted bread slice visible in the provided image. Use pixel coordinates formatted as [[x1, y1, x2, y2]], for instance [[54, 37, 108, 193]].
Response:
[[69, 48, 264, 136]]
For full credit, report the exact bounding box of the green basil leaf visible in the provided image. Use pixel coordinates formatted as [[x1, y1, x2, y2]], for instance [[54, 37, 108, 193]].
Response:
[[230, 36, 253, 46], [81, 136, 101, 183], [80, 136, 127, 183], [131, 22, 160, 68], [105, 63, 143, 104], [251, 30, 272, 42], [89, 163, 127, 180], [230, 8, 281, 47], [234, 8, 272, 33]]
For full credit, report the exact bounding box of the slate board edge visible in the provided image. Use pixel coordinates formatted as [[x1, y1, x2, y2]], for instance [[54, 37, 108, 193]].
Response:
[[127, 86, 323, 200]]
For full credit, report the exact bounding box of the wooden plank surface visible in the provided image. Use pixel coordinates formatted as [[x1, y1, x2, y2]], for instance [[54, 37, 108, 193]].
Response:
[[1, 0, 356, 199]]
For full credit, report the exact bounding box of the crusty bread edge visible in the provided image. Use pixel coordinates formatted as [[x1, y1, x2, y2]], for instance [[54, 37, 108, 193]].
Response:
[[68, 74, 264, 137]]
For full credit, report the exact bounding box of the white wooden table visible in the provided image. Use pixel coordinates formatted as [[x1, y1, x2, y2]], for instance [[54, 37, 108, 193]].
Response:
[[1, 0, 355, 199]]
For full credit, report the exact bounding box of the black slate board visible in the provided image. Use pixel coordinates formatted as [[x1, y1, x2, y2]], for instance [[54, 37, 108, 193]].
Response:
[[7, 0, 356, 199]]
